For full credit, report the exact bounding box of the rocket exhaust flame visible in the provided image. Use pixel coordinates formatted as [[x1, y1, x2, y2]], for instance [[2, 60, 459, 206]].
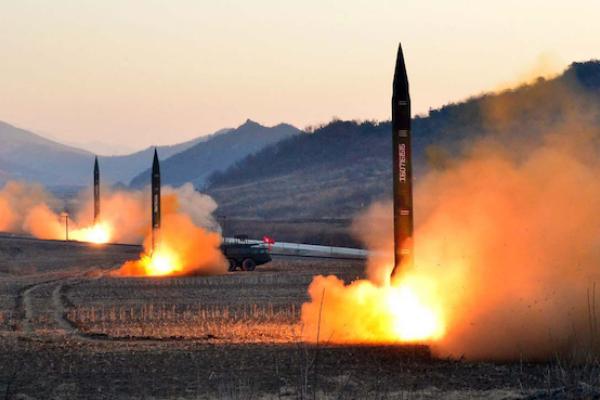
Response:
[[70, 221, 112, 244], [112, 213, 227, 277], [301, 274, 445, 344]]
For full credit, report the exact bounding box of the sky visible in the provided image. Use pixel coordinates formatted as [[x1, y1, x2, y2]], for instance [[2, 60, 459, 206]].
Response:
[[1, 0, 599, 154]]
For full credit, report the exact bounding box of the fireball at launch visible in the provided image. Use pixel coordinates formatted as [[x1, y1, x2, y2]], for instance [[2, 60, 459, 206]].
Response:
[[70, 156, 111, 244], [111, 150, 228, 277], [72, 155, 112, 244], [71, 221, 112, 244]]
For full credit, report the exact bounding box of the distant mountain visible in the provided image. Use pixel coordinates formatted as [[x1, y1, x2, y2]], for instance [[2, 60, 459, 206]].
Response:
[[0, 121, 231, 186], [207, 61, 600, 219], [206, 121, 391, 219], [98, 128, 231, 185], [0, 121, 92, 186], [129, 120, 301, 189], [67, 139, 138, 157]]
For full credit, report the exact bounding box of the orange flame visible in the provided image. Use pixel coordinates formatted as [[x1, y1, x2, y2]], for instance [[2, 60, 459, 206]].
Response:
[[301, 269, 445, 344], [112, 213, 227, 277], [136, 246, 183, 276], [70, 221, 112, 244], [387, 281, 444, 342]]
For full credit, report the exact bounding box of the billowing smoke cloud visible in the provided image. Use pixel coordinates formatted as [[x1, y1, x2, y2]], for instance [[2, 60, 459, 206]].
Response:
[[302, 69, 600, 360], [69, 188, 146, 243], [350, 202, 393, 286], [112, 212, 227, 277], [59, 182, 220, 244], [0, 179, 226, 276], [163, 184, 221, 233], [413, 132, 600, 360], [494, 52, 563, 92], [0, 180, 219, 243], [22, 203, 65, 239], [111, 183, 227, 277], [0, 181, 60, 233]]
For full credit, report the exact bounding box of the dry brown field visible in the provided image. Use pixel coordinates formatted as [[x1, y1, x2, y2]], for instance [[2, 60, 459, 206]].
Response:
[[0, 235, 597, 399]]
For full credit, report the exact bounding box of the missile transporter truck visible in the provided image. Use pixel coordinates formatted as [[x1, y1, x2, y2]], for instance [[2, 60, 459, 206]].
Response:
[[221, 235, 272, 272]]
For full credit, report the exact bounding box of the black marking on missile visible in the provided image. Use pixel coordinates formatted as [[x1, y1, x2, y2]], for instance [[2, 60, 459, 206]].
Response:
[[398, 144, 407, 182]]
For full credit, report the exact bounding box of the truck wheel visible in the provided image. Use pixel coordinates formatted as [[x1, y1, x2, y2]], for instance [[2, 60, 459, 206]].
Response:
[[242, 258, 256, 272], [228, 258, 237, 272]]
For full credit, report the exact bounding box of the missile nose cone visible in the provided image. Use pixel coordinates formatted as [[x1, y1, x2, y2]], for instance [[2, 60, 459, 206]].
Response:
[[393, 43, 410, 101], [152, 148, 160, 174]]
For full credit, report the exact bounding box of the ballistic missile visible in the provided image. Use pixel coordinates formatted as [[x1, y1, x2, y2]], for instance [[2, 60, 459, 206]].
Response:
[[151, 148, 161, 252], [93, 156, 100, 223], [391, 43, 414, 277]]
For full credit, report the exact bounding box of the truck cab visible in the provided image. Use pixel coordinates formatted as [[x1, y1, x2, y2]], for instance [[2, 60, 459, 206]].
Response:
[[221, 235, 272, 272]]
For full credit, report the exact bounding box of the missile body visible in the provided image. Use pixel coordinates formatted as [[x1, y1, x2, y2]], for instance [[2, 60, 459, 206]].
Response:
[[93, 156, 100, 223], [151, 149, 161, 251], [391, 43, 414, 277]]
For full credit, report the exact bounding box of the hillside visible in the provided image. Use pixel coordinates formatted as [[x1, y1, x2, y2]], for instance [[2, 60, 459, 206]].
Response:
[[0, 121, 93, 186], [0, 121, 232, 187], [98, 128, 231, 185], [207, 61, 600, 220], [129, 120, 301, 188]]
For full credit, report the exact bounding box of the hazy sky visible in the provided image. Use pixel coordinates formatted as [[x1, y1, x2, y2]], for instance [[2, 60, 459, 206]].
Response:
[[1, 0, 599, 153]]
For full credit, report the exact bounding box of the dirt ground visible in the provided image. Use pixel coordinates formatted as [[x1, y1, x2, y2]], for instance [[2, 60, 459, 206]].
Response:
[[0, 236, 598, 399]]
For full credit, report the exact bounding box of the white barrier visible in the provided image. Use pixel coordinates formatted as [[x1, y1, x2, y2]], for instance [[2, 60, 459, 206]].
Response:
[[223, 237, 368, 260]]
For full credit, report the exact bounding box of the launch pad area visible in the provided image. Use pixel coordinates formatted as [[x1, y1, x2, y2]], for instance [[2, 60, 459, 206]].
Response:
[[0, 236, 589, 399]]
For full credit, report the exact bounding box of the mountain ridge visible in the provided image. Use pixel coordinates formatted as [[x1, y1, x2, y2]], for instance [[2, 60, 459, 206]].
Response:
[[0, 120, 239, 186], [206, 60, 600, 219], [129, 120, 301, 188]]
